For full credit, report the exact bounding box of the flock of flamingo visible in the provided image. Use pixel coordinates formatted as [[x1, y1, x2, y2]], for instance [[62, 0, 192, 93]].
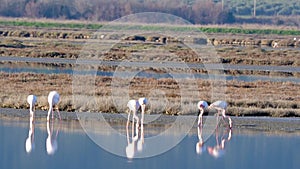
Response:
[[126, 98, 232, 129], [25, 91, 61, 155], [27, 92, 232, 158], [125, 97, 232, 159], [27, 91, 61, 121], [27, 91, 232, 128]]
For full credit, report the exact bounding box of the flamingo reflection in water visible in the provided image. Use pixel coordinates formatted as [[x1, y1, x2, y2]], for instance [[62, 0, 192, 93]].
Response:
[[46, 120, 61, 155], [25, 115, 35, 154], [126, 98, 147, 159], [207, 123, 232, 158], [195, 124, 206, 155], [196, 124, 232, 158]]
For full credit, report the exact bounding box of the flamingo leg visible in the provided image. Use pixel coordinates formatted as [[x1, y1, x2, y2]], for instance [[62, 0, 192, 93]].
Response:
[[197, 110, 203, 127], [52, 107, 54, 119], [56, 107, 61, 120], [126, 112, 130, 144], [221, 109, 232, 129], [133, 110, 139, 127], [47, 106, 53, 121]]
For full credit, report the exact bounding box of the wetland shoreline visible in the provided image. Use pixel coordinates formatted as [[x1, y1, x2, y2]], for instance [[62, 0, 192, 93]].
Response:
[[1, 108, 300, 136]]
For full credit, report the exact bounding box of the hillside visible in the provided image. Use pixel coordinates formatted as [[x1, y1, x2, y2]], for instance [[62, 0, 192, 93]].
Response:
[[0, 0, 299, 26]]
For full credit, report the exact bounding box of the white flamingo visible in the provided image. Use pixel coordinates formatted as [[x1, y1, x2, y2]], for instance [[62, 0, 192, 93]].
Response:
[[137, 98, 146, 152], [27, 95, 37, 118], [197, 101, 208, 126], [208, 101, 232, 129], [127, 98, 148, 125], [125, 98, 147, 159], [127, 99, 140, 125], [47, 91, 61, 121], [138, 97, 147, 122]]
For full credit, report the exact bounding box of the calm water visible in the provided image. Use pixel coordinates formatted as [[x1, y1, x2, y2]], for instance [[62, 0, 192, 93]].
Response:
[[1, 118, 300, 169], [1, 65, 300, 83]]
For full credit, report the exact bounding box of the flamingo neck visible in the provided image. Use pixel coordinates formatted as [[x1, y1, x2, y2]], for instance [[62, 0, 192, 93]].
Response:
[[29, 104, 34, 114], [48, 104, 53, 118]]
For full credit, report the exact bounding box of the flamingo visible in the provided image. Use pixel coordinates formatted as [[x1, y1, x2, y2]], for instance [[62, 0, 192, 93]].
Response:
[[137, 98, 147, 152], [208, 101, 232, 129], [27, 95, 37, 118], [197, 101, 208, 126], [125, 98, 147, 159], [138, 97, 147, 122], [127, 99, 140, 126], [47, 91, 61, 121]]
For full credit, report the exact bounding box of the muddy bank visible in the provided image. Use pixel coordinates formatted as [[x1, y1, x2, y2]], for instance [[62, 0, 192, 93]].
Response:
[[1, 27, 300, 48], [209, 38, 300, 47], [1, 37, 300, 69], [1, 108, 300, 136]]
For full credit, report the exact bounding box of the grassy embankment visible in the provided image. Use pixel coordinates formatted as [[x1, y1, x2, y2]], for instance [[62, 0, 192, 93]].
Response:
[[1, 19, 300, 35]]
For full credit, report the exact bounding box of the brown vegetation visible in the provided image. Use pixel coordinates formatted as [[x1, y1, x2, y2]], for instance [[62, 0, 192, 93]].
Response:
[[0, 72, 299, 117], [1, 31, 300, 70], [0, 25, 299, 117]]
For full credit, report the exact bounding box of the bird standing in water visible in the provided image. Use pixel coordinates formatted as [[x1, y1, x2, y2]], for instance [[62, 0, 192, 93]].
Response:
[[47, 91, 61, 121], [27, 95, 37, 118], [208, 100, 232, 129], [197, 101, 208, 126]]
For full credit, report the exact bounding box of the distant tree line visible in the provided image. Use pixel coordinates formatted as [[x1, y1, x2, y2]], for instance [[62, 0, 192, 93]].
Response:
[[0, 0, 235, 24], [227, 0, 300, 16]]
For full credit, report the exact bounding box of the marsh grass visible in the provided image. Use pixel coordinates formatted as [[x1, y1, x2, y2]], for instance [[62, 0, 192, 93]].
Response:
[[0, 72, 299, 117]]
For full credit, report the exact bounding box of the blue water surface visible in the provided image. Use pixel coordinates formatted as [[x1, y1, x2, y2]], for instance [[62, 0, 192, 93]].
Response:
[[0, 119, 299, 169]]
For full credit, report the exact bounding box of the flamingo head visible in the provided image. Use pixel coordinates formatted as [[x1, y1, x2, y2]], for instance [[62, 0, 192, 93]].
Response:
[[27, 95, 37, 112], [126, 143, 135, 159], [138, 98, 148, 112], [46, 137, 58, 155], [197, 101, 208, 111], [25, 137, 34, 153], [196, 142, 206, 155], [207, 146, 224, 158]]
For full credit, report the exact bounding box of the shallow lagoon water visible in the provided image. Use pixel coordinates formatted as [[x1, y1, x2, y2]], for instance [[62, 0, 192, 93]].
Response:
[[1, 64, 300, 83], [1, 115, 300, 169]]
